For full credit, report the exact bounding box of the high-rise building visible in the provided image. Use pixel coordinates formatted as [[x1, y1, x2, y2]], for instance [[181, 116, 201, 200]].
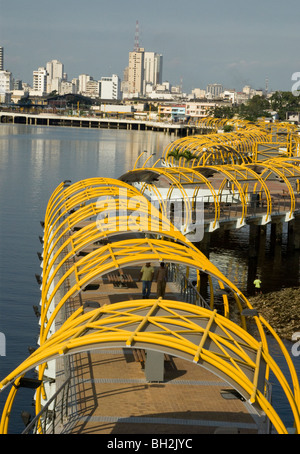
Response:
[[78, 74, 92, 94], [46, 59, 64, 93], [144, 52, 163, 88], [33, 67, 47, 94], [128, 48, 145, 96], [0, 47, 3, 71]]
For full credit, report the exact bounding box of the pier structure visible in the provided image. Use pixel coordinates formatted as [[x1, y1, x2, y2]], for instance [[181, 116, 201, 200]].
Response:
[[154, 119, 300, 253], [0, 176, 299, 434], [0, 111, 188, 136], [120, 157, 300, 254], [1, 118, 300, 434]]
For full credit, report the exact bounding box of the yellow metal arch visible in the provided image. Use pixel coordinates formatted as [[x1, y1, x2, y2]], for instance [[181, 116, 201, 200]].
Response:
[[39, 237, 251, 344], [259, 162, 296, 218], [163, 126, 269, 166], [1, 299, 300, 434], [120, 166, 221, 229], [43, 178, 139, 248]]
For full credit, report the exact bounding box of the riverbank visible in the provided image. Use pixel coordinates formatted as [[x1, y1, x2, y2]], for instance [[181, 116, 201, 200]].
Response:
[[248, 287, 300, 341]]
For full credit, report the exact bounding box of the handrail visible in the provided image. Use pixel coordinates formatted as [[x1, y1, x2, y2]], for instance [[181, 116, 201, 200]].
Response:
[[168, 263, 210, 309], [22, 376, 71, 434]]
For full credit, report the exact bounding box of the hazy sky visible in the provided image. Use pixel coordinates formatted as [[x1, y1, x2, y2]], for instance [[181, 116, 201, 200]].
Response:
[[1, 0, 299, 93]]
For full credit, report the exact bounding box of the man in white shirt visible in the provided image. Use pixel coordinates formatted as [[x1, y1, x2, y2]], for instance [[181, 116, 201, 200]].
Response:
[[139, 263, 154, 298]]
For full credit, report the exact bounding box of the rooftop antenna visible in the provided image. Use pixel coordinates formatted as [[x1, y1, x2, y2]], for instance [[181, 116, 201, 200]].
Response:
[[134, 20, 140, 51]]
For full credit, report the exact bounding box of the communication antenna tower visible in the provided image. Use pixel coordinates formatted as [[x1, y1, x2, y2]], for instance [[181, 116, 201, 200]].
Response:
[[134, 20, 140, 51], [265, 77, 269, 94], [180, 76, 183, 93]]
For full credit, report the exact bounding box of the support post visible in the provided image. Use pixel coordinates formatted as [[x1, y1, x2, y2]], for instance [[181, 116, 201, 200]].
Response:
[[289, 217, 300, 250], [249, 224, 261, 258], [144, 350, 164, 382], [197, 231, 210, 258]]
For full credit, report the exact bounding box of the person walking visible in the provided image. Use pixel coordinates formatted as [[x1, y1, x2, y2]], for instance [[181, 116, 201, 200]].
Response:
[[156, 262, 167, 298], [139, 263, 154, 298], [253, 275, 262, 294]]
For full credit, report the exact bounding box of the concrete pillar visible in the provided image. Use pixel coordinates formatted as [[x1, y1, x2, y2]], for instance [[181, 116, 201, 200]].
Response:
[[258, 225, 267, 261], [270, 221, 283, 243], [288, 217, 300, 250], [249, 224, 260, 258], [197, 231, 210, 258], [145, 350, 164, 382]]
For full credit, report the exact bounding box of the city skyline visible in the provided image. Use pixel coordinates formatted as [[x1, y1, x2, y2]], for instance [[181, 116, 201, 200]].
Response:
[[1, 0, 300, 93]]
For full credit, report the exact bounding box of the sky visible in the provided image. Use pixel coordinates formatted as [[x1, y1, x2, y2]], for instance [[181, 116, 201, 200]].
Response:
[[1, 0, 300, 93]]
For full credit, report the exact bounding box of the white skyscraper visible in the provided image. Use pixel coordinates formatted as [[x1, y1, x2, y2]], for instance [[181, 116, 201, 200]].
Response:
[[128, 48, 145, 96], [144, 52, 163, 87], [46, 60, 64, 93], [78, 74, 93, 94]]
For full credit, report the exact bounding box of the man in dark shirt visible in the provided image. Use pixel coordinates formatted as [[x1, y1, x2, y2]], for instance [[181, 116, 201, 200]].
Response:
[[156, 262, 167, 298]]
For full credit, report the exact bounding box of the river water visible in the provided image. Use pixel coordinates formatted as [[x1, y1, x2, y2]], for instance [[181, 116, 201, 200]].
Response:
[[0, 123, 299, 433]]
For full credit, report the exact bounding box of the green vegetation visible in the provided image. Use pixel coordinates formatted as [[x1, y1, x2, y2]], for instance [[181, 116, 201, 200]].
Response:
[[269, 91, 300, 120], [211, 91, 300, 122], [238, 95, 271, 121], [223, 124, 234, 132], [168, 148, 198, 164]]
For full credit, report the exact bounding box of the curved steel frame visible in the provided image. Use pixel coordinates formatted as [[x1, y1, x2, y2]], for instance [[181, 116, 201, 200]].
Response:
[[121, 159, 300, 229], [1, 298, 299, 434], [1, 120, 300, 434]]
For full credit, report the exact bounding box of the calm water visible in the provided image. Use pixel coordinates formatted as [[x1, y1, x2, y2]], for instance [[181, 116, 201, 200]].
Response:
[[0, 123, 299, 433]]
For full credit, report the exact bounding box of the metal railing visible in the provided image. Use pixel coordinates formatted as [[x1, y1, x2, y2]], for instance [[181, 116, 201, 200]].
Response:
[[168, 263, 210, 309], [22, 375, 71, 434]]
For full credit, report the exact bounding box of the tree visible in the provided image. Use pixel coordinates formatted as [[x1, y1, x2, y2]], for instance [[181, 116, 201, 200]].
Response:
[[167, 148, 182, 161], [168, 148, 199, 165], [223, 124, 234, 132], [269, 91, 300, 120], [238, 95, 271, 121], [210, 105, 236, 119]]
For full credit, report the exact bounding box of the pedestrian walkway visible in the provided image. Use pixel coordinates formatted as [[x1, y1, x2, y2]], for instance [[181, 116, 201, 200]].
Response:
[[64, 349, 258, 434], [57, 270, 259, 434]]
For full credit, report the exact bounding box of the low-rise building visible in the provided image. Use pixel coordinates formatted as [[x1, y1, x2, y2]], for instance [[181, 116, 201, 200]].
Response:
[[185, 101, 223, 119], [159, 104, 186, 121], [85, 80, 100, 98]]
